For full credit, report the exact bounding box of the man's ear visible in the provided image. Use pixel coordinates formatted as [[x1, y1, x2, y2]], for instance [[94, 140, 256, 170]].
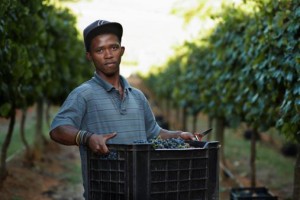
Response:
[[120, 46, 125, 56], [86, 52, 92, 61]]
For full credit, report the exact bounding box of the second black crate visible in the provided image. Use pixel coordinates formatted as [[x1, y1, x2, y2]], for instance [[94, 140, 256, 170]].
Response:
[[230, 187, 278, 200]]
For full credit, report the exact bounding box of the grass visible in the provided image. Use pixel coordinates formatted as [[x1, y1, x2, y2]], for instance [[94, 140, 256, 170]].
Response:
[[223, 127, 295, 198]]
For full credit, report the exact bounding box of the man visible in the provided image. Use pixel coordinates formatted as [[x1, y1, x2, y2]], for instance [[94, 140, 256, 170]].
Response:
[[49, 19, 199, 198]]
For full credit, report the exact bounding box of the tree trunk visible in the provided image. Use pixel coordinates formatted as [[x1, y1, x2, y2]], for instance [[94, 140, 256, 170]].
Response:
[[192, 113, 198, 132], [0, 109, 16, 186], [166, 100, 170, 124], [250, 128, 257, 187], [20, 108, 33, 163], [33, 98, 45, 160], [182, 107, 187, 131], [20, 108, 30, 152], [293, 144, 300, 200], [215, 117, 226, 167], [45, 100, 51, 128], [175, 107, 181, 130], [207, 116, 214, 140]]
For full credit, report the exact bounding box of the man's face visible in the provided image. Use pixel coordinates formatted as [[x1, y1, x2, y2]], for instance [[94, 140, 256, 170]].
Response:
[[86, 33, 125, 78]]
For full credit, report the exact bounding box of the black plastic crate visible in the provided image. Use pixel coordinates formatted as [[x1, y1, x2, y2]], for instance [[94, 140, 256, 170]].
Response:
[[87, 141, 219, 200], [230, 187, 278, 200]]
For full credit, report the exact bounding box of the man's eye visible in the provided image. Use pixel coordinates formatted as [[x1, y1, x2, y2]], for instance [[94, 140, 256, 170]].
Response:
[[112, 45, 119, 50], [96, 49, 103, 53]]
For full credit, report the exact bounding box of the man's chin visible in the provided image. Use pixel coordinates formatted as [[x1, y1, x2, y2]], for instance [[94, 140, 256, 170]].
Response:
[[104, 71, 119, 77], [107, 70, 119, 76], [96, 68, 120, 77]]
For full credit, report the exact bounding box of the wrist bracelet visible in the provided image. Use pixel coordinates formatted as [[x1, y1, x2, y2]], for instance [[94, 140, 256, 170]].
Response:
[[75, 131, 80, 146], [76, 130, 94, 146]]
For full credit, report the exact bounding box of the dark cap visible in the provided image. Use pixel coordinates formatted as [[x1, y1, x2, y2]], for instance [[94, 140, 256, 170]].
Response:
[[83, 20, 123, 52]]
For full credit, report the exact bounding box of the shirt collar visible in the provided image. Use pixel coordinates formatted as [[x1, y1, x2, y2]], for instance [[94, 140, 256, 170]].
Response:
[[92, 72, 132, 92]]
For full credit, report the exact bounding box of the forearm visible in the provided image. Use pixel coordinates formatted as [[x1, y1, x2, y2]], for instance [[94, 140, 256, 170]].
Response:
[[158, 128, 182, 139], [158, 128, 197, 141], [50, 125, 117, 154], [50, 125, 78, 145]]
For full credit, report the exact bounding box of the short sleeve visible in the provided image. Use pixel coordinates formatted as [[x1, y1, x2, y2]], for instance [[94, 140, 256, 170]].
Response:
[[141, 94, 161, 139], [50, 89, 86, 131]]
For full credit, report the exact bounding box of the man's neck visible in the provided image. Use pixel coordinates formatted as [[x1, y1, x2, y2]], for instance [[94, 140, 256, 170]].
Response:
[[96, 71, 120, 87]]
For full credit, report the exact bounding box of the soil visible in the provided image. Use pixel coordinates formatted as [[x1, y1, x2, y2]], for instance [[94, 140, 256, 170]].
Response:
[[0, 141, 84, 200]]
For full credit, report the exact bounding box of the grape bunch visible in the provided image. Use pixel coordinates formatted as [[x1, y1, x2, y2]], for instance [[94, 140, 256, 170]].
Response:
[[99, 150, 118, 160], [133, 138, 190, 149], [148, 137, 190, 149]]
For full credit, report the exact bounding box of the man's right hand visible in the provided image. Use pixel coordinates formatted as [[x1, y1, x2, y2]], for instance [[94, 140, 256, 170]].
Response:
[[88, 132, 117, 154]]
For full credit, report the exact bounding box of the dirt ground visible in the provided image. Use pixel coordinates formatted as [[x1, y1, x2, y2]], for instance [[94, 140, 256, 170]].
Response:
[[0, 141, 84, 200]]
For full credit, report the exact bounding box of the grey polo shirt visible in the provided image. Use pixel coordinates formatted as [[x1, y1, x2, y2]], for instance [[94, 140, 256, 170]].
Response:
[[50, 72, 161, 198]]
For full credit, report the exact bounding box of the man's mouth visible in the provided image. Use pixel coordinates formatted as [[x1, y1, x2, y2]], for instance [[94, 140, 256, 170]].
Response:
[[105, 62, 115, 67], [105, 62, 116, 66]]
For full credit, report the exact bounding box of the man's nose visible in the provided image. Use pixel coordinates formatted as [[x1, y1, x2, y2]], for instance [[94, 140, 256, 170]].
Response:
[[104, 49, 113, 58]]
